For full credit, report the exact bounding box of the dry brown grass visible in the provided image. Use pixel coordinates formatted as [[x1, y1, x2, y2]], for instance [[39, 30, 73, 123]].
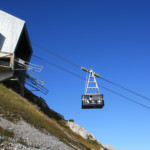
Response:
[[0, 84, 105, 150]]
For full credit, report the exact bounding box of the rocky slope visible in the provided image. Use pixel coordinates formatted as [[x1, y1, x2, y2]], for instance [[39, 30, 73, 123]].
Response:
[[0, 84, 116, 150], [67, 121, 97, 140], [0, 117, 73, 150]]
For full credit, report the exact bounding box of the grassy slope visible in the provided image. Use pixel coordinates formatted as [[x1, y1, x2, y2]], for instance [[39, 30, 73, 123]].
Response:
[[0, 84, 106, 150]]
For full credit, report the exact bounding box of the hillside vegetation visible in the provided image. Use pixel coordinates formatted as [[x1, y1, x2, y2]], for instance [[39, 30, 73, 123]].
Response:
[[0, 84, 106, 150]]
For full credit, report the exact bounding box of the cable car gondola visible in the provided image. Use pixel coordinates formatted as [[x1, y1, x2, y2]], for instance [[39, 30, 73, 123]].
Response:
[[81, 67, 104, 109]]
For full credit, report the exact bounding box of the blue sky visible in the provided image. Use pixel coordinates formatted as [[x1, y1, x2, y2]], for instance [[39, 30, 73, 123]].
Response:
[[1, 0, 150, 149]]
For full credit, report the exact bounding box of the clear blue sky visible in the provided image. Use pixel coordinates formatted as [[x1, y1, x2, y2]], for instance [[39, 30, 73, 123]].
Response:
[[1, 0, 150, 149]]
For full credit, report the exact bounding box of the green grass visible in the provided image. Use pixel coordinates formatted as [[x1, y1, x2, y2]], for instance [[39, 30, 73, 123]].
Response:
[[17, 139, 28, 147], [34, 145, 40, 149], [0, 126, 14, 138], [0, 84, 106, 150]]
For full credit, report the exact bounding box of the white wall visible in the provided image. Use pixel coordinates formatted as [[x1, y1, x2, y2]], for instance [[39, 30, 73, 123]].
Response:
[[0, 10, 25, 54]]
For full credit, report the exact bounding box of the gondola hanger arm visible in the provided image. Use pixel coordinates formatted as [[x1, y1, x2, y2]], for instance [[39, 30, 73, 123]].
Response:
[[81, 67, 101, 78]]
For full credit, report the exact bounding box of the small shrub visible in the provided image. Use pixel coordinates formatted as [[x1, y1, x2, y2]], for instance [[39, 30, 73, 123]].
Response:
[[68, 119, 74, 122], [0, 126, 14, 138], [89, 140, 99, 145], [88, 134, 95, 140], [17, 139, 28, 147], [34, 145, 40, 149]]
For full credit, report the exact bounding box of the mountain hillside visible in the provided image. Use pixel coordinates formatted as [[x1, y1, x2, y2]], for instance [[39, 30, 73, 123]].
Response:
[[0, 84, 114, 150]]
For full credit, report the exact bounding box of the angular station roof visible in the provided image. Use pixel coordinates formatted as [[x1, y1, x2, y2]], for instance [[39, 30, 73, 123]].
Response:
[[0, 10, 32, 54]]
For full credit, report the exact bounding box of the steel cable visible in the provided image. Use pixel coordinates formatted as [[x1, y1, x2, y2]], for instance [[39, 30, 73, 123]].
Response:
[[32, 44, 81, 69], [100, 77, 150, 102], [32, 43, 150, 102], [32, 55, 150, 111]]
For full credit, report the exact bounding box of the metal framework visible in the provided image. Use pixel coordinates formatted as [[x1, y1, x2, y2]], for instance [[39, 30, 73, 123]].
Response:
[[81, 67, 101, 95], [15, 58, 43, 72], [15, 57, 48, 95]]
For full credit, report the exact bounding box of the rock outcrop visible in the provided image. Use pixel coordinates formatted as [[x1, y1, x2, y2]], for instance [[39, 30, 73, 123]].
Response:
[[67, 121, 96, 140], [67, 121, 116, 150], [106, 144, 116, 150]]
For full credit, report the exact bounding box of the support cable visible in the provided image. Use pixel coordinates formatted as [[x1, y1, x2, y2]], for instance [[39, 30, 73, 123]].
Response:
[[32, 44, 81, 69], [32, 43, 150, 101], [100, 85, 150, 110], [32, 55, 85, 80], [100, 77, 150, 102], [32, 55, 150, 111]]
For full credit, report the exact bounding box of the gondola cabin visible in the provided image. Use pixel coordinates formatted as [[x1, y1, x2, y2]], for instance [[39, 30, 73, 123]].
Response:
[[82, 94, 104, 109], [81, 67, 104, 109]]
